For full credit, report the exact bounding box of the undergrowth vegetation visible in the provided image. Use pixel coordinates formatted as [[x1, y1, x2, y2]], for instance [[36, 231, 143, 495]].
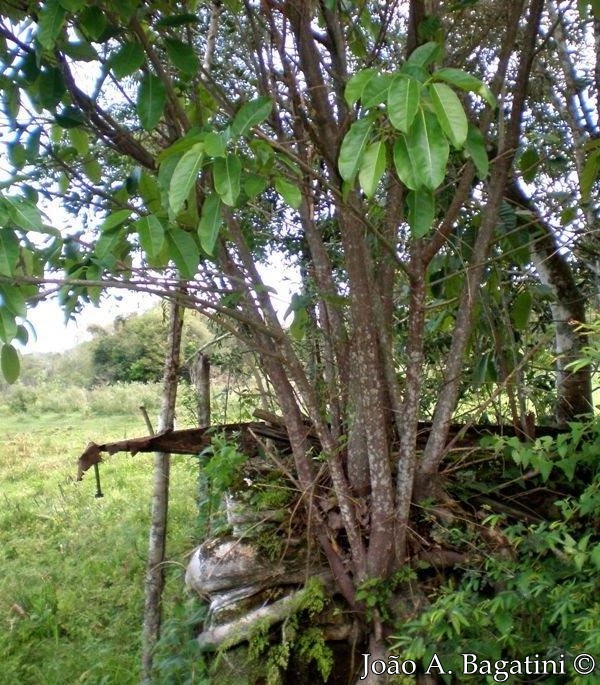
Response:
[[0, 409, 200, 684]]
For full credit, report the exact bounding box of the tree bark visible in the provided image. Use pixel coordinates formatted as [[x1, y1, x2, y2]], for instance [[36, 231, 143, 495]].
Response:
[[140, 301, 184, 685]]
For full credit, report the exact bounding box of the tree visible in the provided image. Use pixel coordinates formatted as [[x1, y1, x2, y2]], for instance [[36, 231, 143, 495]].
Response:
[[1, 1, 598, 681], [87, 305, 209, 383]]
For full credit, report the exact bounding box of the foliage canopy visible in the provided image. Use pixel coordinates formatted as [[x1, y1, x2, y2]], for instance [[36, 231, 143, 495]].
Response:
[[1, 0, 600, 678]]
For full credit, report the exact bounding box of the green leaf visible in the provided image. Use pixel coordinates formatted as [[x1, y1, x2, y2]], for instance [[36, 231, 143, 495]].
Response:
[[244, 174, 268, 198], [135, 215, 165, 258], [8, 142, 27, 169], [166, 227, 200, 279], [58, 0, 86, 11], [69, 128, 89, 156], [0, 309, 18, 343], [37, 66, 66, 108], [338, 117, 373, 183], [165, 38, 198, 76], [169, 143, 204, 215], [406, 41, 442, 68], [432, 67, 497, 108], [78, 7, 107, 42], [406, 189, 435, 239], [84, 157, 102, 184], [275, 176, 302, 209], [6, 197, 45, 232], [428, 82, 468, 147], [203, 131, 228, 157], [155, 13, 200, 28], [361, 73, 394, 108], [465, 124, 489, 179], [1, 343, 20, 384], [388, 75, 420, 133], [15, 324, 29, 346], [0, 285, 27, 317], [109, 42, 145, 79], [580, 147, 600, 202], [197, 194, 222, 255], [213, 155, 242, 206], [64, 40, 98, 61], [1, 82, 21, 123], [100, 209, 131, 233], [95, 229, 125, 260], [54, 105, 85, 128], [37, 0, 67, 51], [518, 147, 540, 182], [393, 136, 419, 190], [345, 68, 377, 106], [512, 290, 533, 331], [231, 97, 272, 137], [0, 229, 20, 275], [358, 141, 387, 198], [136, 73, 167, 131], [405, 108, 449, 190]]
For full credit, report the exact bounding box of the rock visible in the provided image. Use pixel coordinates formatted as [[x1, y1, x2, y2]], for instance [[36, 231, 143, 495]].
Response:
[[185, 537, 286, 595]]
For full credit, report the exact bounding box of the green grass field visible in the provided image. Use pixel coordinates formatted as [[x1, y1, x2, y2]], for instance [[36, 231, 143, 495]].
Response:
[[0, 408, 202, 684]]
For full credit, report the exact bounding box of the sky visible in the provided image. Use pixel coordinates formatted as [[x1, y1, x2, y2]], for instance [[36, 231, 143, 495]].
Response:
[[22, 291, 158, 354]]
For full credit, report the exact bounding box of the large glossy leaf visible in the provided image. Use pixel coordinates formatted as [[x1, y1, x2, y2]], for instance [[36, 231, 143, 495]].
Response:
[[37, 66, 66, 109], [361, 73, 394, 108], [406, 41, 442, 68], [169, 143, 204, 215], [338, 117, 373, 182], [136, 73, 167, 131], [0, 308, 18, 343], [405, 108, 449, 190], [213, 154, 242, 206], [197, 194, 222, 255], [393, 136, 419, 191], [344, 68, 377, 106], [428, 82, 468, 148], [0, 228, 19, 275], [95, 228, 125, 261], [388, 75, 420, 133], [1, 342, 20, 384], [135, 215, 165, 258], [580, 143, 600, 202], [432, 67, 496, 108], [275, 176, 302, 209], [109, 42, 145, 79], [358, 141, 387, 198], [203, 131, 228, 157], [69, 128, 89, 156], [167, 227, 200, 279], [100, 209, 131, 233], [37, 0, 67, 51], [58, 0, 86, 10], [1, 285, 27, 317], [512, 290, 533, 331], [465, 124, 489, 179], [518, 147, 541, 182], [231, 97, 272, 137], [406, 189, 435, 239], [165, 38, 198, 77], [5, 197, 46, 232]]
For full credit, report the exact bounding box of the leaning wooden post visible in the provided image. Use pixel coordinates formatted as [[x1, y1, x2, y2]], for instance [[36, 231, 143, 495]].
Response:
[[141, 301, 184, 684]]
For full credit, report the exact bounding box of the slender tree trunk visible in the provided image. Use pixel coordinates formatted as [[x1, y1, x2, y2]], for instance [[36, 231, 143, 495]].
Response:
[[140, 301, 184, 684]]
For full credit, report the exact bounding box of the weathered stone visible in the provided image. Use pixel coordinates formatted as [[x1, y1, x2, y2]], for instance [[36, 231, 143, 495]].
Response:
[[185, 537, 286, 595]]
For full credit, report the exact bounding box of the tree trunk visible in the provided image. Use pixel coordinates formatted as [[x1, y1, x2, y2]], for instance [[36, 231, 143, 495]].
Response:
[[140, 301, 184, 684]]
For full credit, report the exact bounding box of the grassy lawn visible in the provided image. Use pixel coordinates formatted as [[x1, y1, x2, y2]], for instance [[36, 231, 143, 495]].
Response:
[[0, 409, 201, 684]]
